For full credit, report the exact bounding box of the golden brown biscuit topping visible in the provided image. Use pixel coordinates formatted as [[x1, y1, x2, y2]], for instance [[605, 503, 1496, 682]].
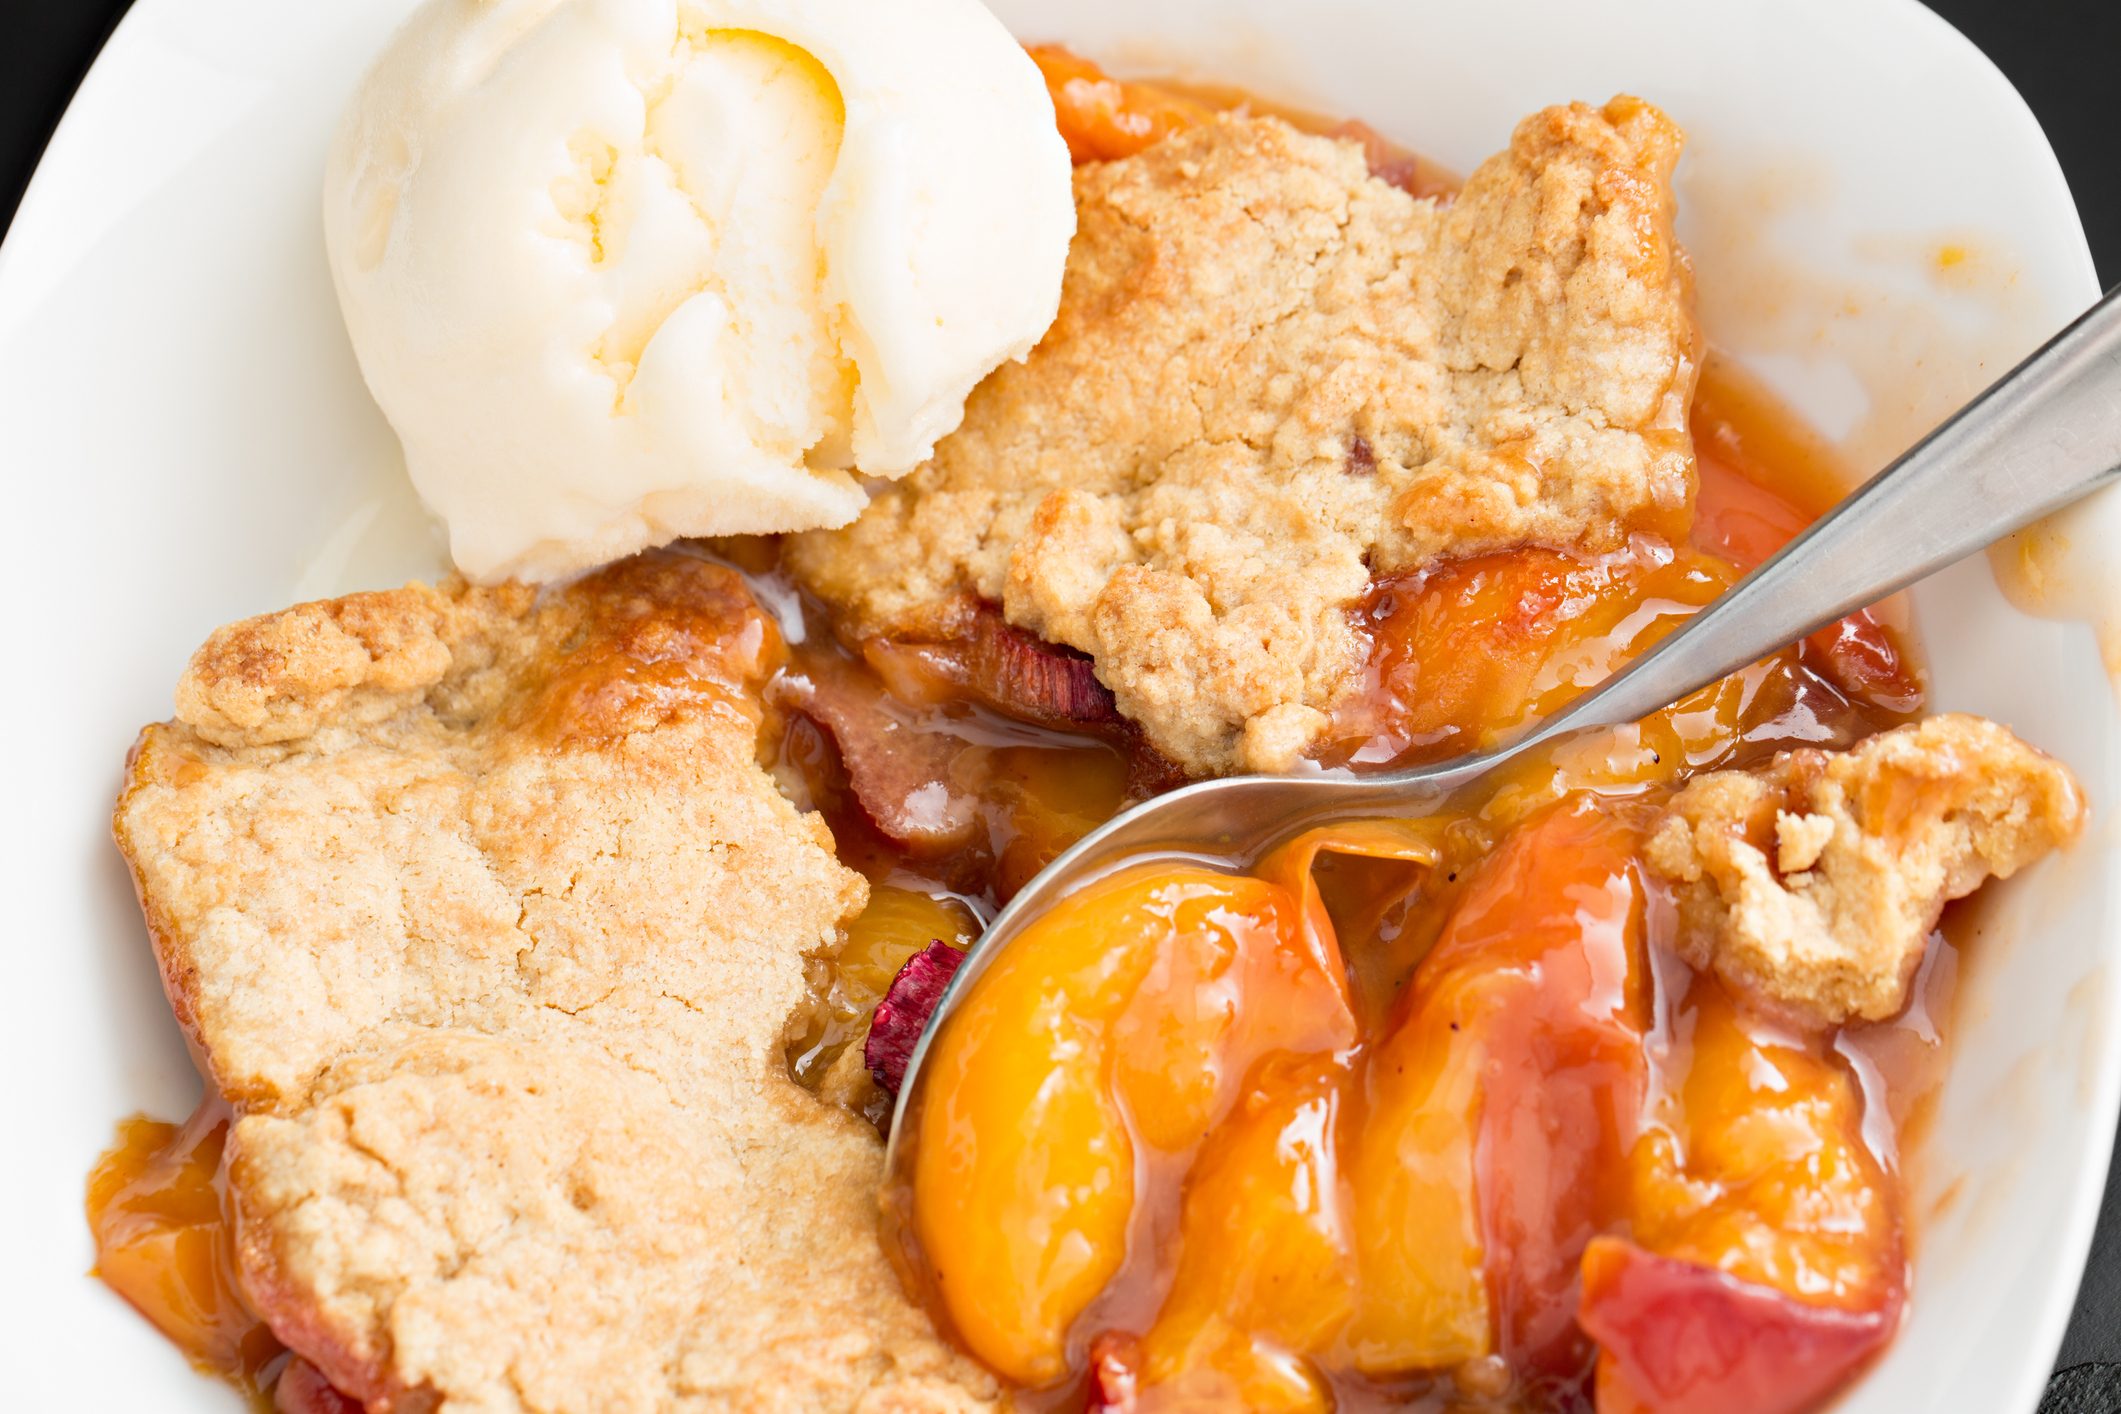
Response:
[[115, 553, 996, 1412], [790, 101, 1695, 773], [1646, 714, 2087, 1026]]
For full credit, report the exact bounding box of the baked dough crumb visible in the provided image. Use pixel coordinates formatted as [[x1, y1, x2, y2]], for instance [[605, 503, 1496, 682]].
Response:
[[115, 552, 996, 1413], [790, 101, 1696, 774], [1646, 715, 2085, 1026]]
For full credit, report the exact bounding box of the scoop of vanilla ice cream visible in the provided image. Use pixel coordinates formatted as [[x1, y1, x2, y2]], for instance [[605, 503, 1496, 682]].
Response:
[[326, 0, 1074, 582]]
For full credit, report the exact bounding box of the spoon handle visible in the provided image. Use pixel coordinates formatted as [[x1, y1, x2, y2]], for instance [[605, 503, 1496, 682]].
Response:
[[1493, 284, 2121, 758]]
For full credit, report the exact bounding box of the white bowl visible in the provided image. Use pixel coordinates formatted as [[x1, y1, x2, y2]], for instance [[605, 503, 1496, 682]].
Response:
[[1, 1, 2114, 1409]]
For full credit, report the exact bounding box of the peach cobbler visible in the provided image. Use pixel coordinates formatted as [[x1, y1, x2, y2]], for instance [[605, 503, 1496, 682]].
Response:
[[94, 43, 2085, 1414]]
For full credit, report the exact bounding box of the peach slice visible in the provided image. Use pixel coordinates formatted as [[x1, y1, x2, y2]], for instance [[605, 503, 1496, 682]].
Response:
[[1132, 1057, 1356, 1412], [909, 865, 1351, 1384], [1345, 800, 1650, 1375], [1580, 982, 1905, 1413], [87, 1106, 282, 1393]]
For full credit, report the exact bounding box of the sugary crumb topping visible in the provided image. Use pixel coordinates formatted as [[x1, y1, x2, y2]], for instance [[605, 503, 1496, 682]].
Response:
[[789, 101, 1696, 773], [115, 553, 996, 1413], [1647, 715, 2085, 1026]]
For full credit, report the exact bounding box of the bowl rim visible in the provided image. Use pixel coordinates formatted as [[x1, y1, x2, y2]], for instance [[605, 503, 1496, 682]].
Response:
[[0, 2, 2110, 1412]]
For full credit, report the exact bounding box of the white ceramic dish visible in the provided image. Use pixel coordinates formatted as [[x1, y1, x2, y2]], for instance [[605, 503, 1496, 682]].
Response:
[[1, 0, 2114, 1409]]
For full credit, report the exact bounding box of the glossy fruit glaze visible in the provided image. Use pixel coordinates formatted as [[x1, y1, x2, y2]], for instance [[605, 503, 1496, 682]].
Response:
[[85, 1105, 355, 1412], [887, 780, 1931, 1411], [86, 1105, 280, 1401]]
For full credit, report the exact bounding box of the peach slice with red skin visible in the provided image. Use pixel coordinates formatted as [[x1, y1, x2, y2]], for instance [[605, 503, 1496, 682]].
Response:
[[902, 798, 1906, 1412], [1579, 1242, 1900, 1414], [1580, 981, 1905, 1414], [1344, 799, 1652, 1378]]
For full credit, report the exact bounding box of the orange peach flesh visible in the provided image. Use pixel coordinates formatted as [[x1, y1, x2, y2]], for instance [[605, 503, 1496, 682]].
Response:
[[896, 803, 1910, 1409], [86, 1106, 283, 1399]]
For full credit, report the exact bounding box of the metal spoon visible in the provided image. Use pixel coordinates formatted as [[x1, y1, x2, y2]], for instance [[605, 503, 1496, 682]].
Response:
[[885, 285, 2121, 1147]]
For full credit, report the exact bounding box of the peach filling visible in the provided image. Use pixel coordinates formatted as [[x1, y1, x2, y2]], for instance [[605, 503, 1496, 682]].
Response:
[[901, 863, 1356, 1387], [87, 1105, 280, 1397], [888, 799, 1913, 1413], [86, 1107, 361, 1412], [89, 50, 1936, 1414], [1581, 981, 1905, 1414]]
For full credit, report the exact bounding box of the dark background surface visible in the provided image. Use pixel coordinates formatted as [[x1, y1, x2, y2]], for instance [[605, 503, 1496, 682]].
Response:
[[3, 0, 2117, 1407]]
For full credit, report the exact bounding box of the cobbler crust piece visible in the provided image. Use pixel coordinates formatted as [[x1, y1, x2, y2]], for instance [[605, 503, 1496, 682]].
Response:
[[789, 101, 1696, 774], [114, 553, 998, 1413], [1647, 715, 2086, 1027]]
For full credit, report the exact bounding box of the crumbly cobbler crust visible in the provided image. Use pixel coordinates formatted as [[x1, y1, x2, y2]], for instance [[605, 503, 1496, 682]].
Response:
[[789, 101, 1696, 773], [1647, 715, 2086, 1026], [115, 554, 997, 1413]]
